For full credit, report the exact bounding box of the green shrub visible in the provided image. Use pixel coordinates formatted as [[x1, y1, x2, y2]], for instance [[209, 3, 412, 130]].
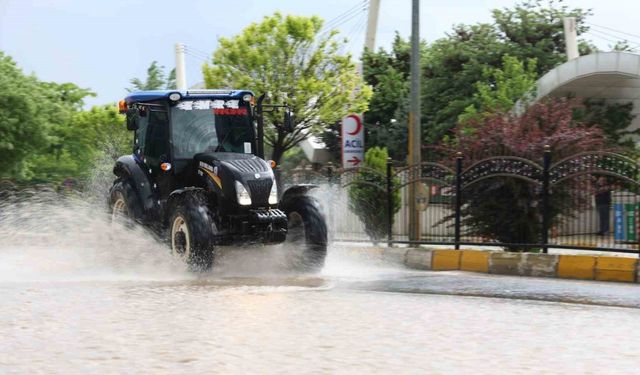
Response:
[[348, 147, 401, 241]]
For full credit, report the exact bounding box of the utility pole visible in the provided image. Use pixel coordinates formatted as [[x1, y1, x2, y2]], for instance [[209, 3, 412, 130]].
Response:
[[408, 0, 421, 241], [563, 17, 579, 61], [175, 43, 187, 90], [364, 0, 381, 52]]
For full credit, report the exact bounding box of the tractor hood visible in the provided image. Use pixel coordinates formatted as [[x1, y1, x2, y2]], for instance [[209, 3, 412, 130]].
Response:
[[194, 152, 275, 207]]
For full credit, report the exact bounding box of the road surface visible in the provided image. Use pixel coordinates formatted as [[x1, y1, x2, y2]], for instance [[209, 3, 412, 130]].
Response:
[[1, 242, 639, 374]]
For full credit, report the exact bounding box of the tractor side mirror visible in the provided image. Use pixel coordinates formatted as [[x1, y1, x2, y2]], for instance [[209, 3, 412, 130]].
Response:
[[126, 109, 139, 131], [284, 110, 294, 132]]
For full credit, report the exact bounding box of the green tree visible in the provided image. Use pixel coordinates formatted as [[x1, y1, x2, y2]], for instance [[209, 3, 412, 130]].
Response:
[[128, 61, 176, 92], [361, 1, 594, 151], [23, 105, 127, 182], [422, 23, 507, 144], [362, 34, 412, 127], [348, 147, 400, 241], [424, 0, 593, 143], [458, 55, 538, 124], [492, 0, 594, 76], [1, 50, 129, 185], [354, 34, 414, 161], [574, 99, 638, 149], [0, 51, 50, 178], [0, 52, 97, 180], [202, 12, 372, 164]]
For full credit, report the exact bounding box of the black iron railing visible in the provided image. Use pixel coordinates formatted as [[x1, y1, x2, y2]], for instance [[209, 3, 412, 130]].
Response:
[[283, 148, 640, 257]]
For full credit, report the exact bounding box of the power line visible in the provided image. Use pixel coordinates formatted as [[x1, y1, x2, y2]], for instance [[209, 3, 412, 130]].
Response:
[[321, 0, 368, 32], [585, 31, 640, 51], [323, 5, 361, 31], [586, 28, 640, 47], [586, 22, 640, 41], [184, 50, 209, 63], [184, 46, 209, 58], [586, 31, 620, 45], [340, 11, 368, 56], [185, 45, 211, 59], [319, 0, 368, 37], [586, 29, 640, 49], [184, 47, 210, 61], [327, 5, 368, 38]]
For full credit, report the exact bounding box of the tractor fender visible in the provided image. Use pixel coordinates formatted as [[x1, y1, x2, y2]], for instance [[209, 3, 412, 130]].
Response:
[[113, 155, 155, 212], [279, 184, 319, 208], [165, 187, 208, 224], [168, 187, 206, 200]]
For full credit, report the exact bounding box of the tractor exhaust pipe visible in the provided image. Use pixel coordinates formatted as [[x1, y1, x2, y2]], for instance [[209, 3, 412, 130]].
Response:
[[256, 93, 266, 159]]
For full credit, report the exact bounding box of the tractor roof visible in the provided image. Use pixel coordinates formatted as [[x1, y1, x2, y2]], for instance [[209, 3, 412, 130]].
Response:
[[124, 89, 254, 104]]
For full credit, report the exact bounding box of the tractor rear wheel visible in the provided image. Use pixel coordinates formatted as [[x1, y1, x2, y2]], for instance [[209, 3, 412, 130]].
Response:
[[282, 195, 327, 273], [168, 193, 215, 272]]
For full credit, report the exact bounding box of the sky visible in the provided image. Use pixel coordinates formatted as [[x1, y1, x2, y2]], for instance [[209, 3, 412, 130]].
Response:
[[2, 0, 639, 107]]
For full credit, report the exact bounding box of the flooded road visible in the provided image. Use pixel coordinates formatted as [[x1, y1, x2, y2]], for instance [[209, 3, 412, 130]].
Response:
[[1, 197, 640, 374], [2, 246, 640, 374]]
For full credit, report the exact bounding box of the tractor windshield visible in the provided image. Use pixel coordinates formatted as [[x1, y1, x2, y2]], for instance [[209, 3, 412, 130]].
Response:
[[171, 99, 254, 159]]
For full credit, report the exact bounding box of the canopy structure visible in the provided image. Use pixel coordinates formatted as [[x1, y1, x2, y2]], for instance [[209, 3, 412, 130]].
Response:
[[536, 52, 640, 133]]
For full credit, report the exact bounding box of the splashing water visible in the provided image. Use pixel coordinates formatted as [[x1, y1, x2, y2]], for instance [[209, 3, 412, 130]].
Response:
[[0, 150, 388, 284], [0, 191, 192, 282]]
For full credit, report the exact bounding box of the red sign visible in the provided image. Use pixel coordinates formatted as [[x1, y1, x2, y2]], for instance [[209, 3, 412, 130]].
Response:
[[214, 108, 248, 116]]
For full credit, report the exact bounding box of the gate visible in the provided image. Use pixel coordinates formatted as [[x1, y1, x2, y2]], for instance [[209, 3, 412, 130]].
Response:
[[283, 147, 640, 256]]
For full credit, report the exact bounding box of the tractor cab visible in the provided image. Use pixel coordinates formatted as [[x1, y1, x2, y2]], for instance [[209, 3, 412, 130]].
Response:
[[118, 90, 280, 204], [120, 90, 256, 180]]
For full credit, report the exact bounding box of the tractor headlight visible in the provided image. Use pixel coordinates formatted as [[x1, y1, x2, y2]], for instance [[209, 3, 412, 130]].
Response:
[[235, 181, 252, 206], [269, 182, 278, 205]]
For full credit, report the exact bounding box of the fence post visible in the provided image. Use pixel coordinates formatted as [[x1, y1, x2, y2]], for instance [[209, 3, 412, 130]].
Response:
[[387, 158, 393, 247], [541, 145, 551, 254], [455, 153, 463, 250], [327, 163, 333, 185]]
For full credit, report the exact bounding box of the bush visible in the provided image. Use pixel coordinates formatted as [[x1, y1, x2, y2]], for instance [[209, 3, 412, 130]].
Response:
[[348, 147, 401, 241]]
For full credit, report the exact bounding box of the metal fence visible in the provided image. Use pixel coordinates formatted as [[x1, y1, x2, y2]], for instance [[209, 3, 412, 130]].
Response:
[[283, 148, 640, 256]]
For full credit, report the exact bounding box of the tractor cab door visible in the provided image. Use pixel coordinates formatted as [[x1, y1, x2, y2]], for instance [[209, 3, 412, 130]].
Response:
[[136, 107, 173, 199]]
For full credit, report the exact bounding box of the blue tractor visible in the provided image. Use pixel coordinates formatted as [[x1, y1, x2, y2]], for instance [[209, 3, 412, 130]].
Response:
[[109, 90, 327, 272]]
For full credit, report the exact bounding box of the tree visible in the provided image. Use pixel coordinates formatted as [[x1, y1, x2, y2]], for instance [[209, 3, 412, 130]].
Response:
[[0, 51, 50, 179], [0, 50, 131, 186], [0, 52, 98, 181], [362, 34, 412, 127], [444, 98, 607, 250], [492, 0, 594, 76], [348, 147, 400, 241], [202, 12, 372, 164], [354, 34, 414, 161], [421, 23, 507, 144], [458, 55, 538, 124], [574, 99, 637, 150], [128, 61, 176, 92], [360, 1, 595, 152], [23, 105, 127, 182]]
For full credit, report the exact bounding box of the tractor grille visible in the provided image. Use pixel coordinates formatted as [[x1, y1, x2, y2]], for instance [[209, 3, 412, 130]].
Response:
[[247, 179, 272, 205], [226, 159, 269, 173]]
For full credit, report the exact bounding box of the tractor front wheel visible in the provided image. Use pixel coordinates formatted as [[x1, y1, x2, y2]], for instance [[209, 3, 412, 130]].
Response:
[[168, 193, 215, 272]]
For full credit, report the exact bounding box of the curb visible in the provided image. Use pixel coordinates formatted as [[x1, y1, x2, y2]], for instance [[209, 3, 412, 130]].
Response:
[[358, 247, 640, 284]]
